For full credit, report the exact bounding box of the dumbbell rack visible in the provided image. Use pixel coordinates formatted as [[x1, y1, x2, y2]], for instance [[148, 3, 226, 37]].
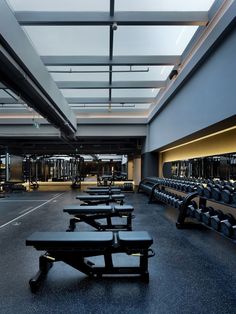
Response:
[[194, 196, 236, 239], [148, 182, 199, 228]]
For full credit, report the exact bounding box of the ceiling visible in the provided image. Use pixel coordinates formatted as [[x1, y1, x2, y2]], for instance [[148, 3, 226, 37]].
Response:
[[0, 0, 224, 155]]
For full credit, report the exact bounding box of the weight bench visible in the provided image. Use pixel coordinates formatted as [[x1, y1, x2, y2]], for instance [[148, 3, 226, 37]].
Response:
[[85, 188, 121, 195], [26, 231, 154, 292], [63, 205, 134, 231], [76, 194, 125, 205]]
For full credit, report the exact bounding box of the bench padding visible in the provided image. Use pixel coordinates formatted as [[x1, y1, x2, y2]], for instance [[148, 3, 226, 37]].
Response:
[[26, 231, 114, 248], [118, 231, 153, 247], [64, 205, 113, 215]]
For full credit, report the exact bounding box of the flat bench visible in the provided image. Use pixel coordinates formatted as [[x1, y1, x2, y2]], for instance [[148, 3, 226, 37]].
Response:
[[85, 188, 121, 195], [26, 231, 154, 292], [63, 204, 134, 231], [76, 194, 125, 205]]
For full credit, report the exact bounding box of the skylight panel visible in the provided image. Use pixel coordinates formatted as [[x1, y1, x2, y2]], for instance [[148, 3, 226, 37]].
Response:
[[61, 89, 109, 98], [23, 26, 109, 56], [114, 26, 198, 56], [112, 89, 160, 98], [116, 0, 215, 11], [112, 66, 173, 81], [7, 0, 109, 12]]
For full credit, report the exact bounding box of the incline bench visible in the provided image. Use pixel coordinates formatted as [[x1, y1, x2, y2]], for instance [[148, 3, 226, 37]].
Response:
[[26, 231, 154, 292], [76, 194, 125, 205], [63, 205, 134, 231]]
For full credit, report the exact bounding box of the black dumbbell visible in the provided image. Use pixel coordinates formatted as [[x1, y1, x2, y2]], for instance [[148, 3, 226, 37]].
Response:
[[220, 214, 236, 238], [221, 189, 232, 203], [203, 186, 212, 199], [197, 185, 204, 196], [210, 210, 225, 231], [201, 207, 216, 225], [211, 184, 223, 201], [194, 205, 209, 222], [187, 205, 196, 217]]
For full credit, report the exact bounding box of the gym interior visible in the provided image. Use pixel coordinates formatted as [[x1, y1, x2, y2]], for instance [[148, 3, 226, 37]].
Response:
[[0, 1, 235, 313]]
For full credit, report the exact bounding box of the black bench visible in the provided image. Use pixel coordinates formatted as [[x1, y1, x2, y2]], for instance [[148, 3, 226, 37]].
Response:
[[76, 194, 125, 205], [85, 188, 121, 195], [26, 231, 154, 292], [63, 204, 134, 231]]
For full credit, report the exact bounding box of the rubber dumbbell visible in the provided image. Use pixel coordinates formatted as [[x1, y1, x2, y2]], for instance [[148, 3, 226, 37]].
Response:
[[211, 183, 223, 201], [221, 189, 232, 203], [197, 185, 205, 196], [201, 207, 216, 225], [194, 205, 209, 222], [220, 214, 236, 238], [187, 205, 196, 217], [203, 186, 212, 199], [210, 210, 225, 231]]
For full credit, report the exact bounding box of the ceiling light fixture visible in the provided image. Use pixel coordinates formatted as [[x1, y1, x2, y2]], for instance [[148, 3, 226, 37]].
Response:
[[112, 22, 118, 31], [169, 69, 178, 80]]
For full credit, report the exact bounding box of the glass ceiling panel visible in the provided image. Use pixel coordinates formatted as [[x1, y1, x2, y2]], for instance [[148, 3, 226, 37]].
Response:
[[0, 90, 10, 97], [114, 26, 198, 56], [47, 66, 109, 72], [7, 0, 109, 12], [61, 89, 109, 98], [112, 66, 173, 81], [112, 89, 159, 98], [50, 72, 108, 82], [116, 0, 215, 11], [23, 26, 109, 56], [70, 104, 151, 109]]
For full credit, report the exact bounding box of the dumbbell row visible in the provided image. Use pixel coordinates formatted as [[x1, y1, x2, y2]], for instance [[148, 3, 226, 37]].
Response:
[[187, 205, 236, 238], [197, 183, 236, 204], [153, 190, 197, 210], [157, 178, 198, 193]]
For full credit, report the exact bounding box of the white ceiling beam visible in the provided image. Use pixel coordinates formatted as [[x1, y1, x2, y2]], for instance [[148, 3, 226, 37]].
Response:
[[41, 55, 180, 66], [66, 97, 154, 104], [56, 81, 166, 89], [0, 1, 77, 135], [16, 11, 208, 26]]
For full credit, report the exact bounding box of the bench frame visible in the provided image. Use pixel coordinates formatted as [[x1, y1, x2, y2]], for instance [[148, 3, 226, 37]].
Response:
[[27, 233, 154, 292], [66, 211, 133, 231]]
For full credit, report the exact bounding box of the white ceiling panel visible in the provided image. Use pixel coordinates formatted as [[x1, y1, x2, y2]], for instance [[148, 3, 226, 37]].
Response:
[[114, 26, 198, 56], [115, 0, 215, 12], [23, 26, 109, 56], [61, 89, 109, 98], [112, 89, 160, 98], [7, 0, 109, 12], [112, 66, 173, 81]]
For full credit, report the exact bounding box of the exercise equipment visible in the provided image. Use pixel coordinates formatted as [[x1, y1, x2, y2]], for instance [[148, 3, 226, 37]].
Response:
[[201, 207, 216, 225], [76, 194, 125, 205], [85, 188, 121, 195], [210, 210, 226, 231], [220, 214, 236, 238], [26, 231, 154, 292], [63, 204, 134, 231]]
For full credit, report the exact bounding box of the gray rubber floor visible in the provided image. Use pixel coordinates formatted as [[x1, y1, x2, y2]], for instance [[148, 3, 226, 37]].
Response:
[[0, 188, 235, 314]]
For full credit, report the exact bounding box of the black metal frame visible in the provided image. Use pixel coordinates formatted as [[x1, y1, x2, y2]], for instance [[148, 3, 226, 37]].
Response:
[[28, 240, 154, 292]]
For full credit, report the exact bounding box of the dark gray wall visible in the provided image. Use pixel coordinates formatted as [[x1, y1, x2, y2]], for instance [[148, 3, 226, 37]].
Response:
[[141, 152, 159, 179], [148, 26, 236, 152]]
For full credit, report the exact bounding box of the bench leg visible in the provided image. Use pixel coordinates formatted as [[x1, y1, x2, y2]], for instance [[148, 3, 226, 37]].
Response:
[[67, 218, 77, 231], [139, 251, 149, 283], [29, 254, 53, 292]]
